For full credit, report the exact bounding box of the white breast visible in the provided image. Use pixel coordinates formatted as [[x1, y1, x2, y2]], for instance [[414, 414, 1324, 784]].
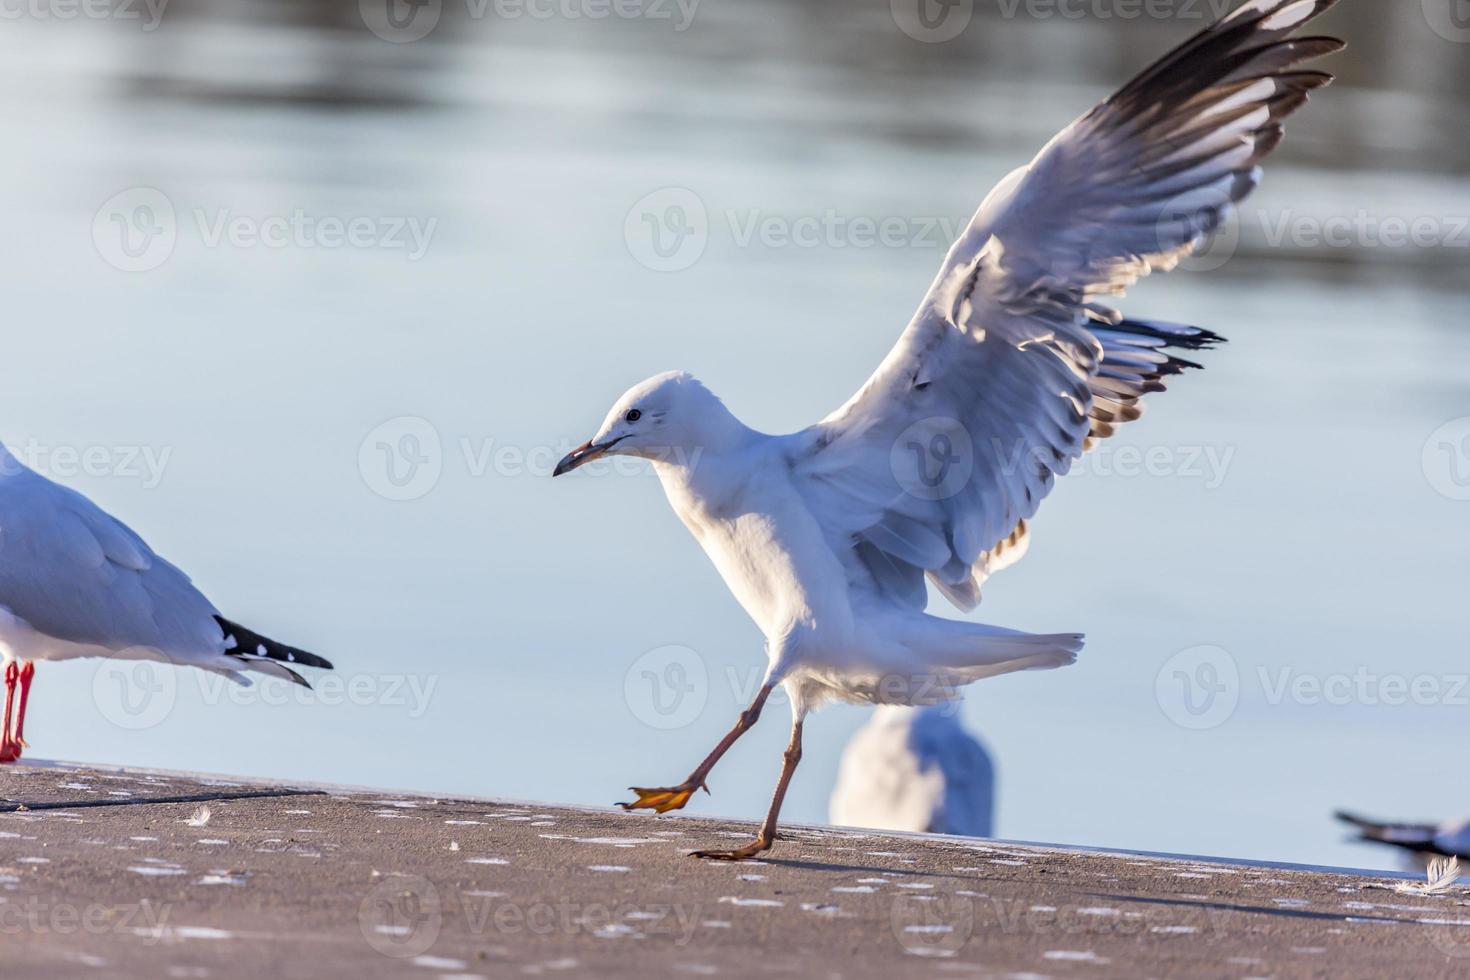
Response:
[[0, 606, 113, 663], [655, 442, 854, 651]]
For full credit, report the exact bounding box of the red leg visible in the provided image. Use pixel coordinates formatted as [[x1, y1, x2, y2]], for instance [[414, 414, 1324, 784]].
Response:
[[0, 661, 18, 763], [12, 661, 33, 749]]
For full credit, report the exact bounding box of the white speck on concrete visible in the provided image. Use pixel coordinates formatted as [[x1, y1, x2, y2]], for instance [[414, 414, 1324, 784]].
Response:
[[1043, 951, 1110, 964], [411, 954, 467, 969], [718, 896, 783, 908]]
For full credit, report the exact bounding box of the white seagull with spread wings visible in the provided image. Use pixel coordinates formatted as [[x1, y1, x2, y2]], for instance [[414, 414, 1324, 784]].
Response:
[[0, 442, 331, 762], [555, 0, 1343, 859]]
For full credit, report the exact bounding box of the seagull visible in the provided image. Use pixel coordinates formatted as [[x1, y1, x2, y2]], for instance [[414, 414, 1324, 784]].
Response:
[[555, 0, 1343, 859], [829, 705, 995, 838], [1337, 811, 1470, 864], [0, 441, 332, 762]]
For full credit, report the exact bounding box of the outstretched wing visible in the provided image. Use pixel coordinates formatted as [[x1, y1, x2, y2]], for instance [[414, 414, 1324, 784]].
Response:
[[793, 0, 1342, 612]]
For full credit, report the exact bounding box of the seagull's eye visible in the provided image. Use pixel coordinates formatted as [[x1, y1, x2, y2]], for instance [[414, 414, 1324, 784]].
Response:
[[625, 409, 642, 423]]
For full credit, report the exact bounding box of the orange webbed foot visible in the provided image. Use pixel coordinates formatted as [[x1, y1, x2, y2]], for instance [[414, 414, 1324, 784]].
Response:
[[618, 782, 706, 815]]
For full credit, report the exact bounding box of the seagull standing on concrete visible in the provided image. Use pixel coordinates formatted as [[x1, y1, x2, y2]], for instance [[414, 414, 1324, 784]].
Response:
[[555, 0, 1342, 859], [0, 441, 331, 761], [830, 705, 995, 838]]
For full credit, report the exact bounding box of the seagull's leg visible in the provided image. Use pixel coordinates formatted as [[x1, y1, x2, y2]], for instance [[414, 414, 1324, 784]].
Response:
[[692, 710, 805, 861], [0, 661, 18, 763], [12, 661, 34, 749], [619, 683, 774, 814]]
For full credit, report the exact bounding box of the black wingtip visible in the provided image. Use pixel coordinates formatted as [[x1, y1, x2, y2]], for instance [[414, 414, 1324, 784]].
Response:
[[1113, 318, 1228, 352], [215, 615, 333, 672]]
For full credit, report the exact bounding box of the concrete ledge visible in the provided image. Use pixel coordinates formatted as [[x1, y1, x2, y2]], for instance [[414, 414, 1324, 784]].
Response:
[[2, 762, 1465, 979]]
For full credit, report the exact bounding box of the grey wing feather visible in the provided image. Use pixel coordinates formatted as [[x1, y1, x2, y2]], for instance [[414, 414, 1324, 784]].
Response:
[[0, 463, 222, 657]]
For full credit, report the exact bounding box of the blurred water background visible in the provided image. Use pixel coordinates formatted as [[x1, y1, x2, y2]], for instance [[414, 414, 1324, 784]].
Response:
[[1, 0, 1467, 872]]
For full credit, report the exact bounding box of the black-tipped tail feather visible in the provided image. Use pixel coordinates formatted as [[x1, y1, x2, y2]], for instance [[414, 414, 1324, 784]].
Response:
[[216, 615, 332, 689]]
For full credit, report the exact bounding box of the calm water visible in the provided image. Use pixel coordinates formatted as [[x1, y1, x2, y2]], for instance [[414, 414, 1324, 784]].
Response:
[[2, 1, 1467, 873]]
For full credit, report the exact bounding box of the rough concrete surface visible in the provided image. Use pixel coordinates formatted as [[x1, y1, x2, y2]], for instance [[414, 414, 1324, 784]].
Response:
[[1, 761, 1466, 979]]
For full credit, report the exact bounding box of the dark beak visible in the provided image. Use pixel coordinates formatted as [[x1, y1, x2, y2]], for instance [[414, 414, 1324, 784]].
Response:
[[554, 438, 615, 477]]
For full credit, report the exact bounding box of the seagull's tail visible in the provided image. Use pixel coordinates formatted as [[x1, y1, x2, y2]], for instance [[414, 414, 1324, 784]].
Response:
[[215, 615, 333, 689], [910, 617, 1084, 689], [1335, 811, 1442, 852]]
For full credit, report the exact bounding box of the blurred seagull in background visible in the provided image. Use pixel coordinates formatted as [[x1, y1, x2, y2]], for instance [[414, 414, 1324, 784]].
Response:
[[830, 705, 995, 838], [0, 442, 332, 762], [555, 0, 1343, 859], [1337, 811, 1470, 865]]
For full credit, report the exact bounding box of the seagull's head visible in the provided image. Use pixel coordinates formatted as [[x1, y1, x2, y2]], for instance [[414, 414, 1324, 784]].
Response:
[[553, 371, 729, 477]]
